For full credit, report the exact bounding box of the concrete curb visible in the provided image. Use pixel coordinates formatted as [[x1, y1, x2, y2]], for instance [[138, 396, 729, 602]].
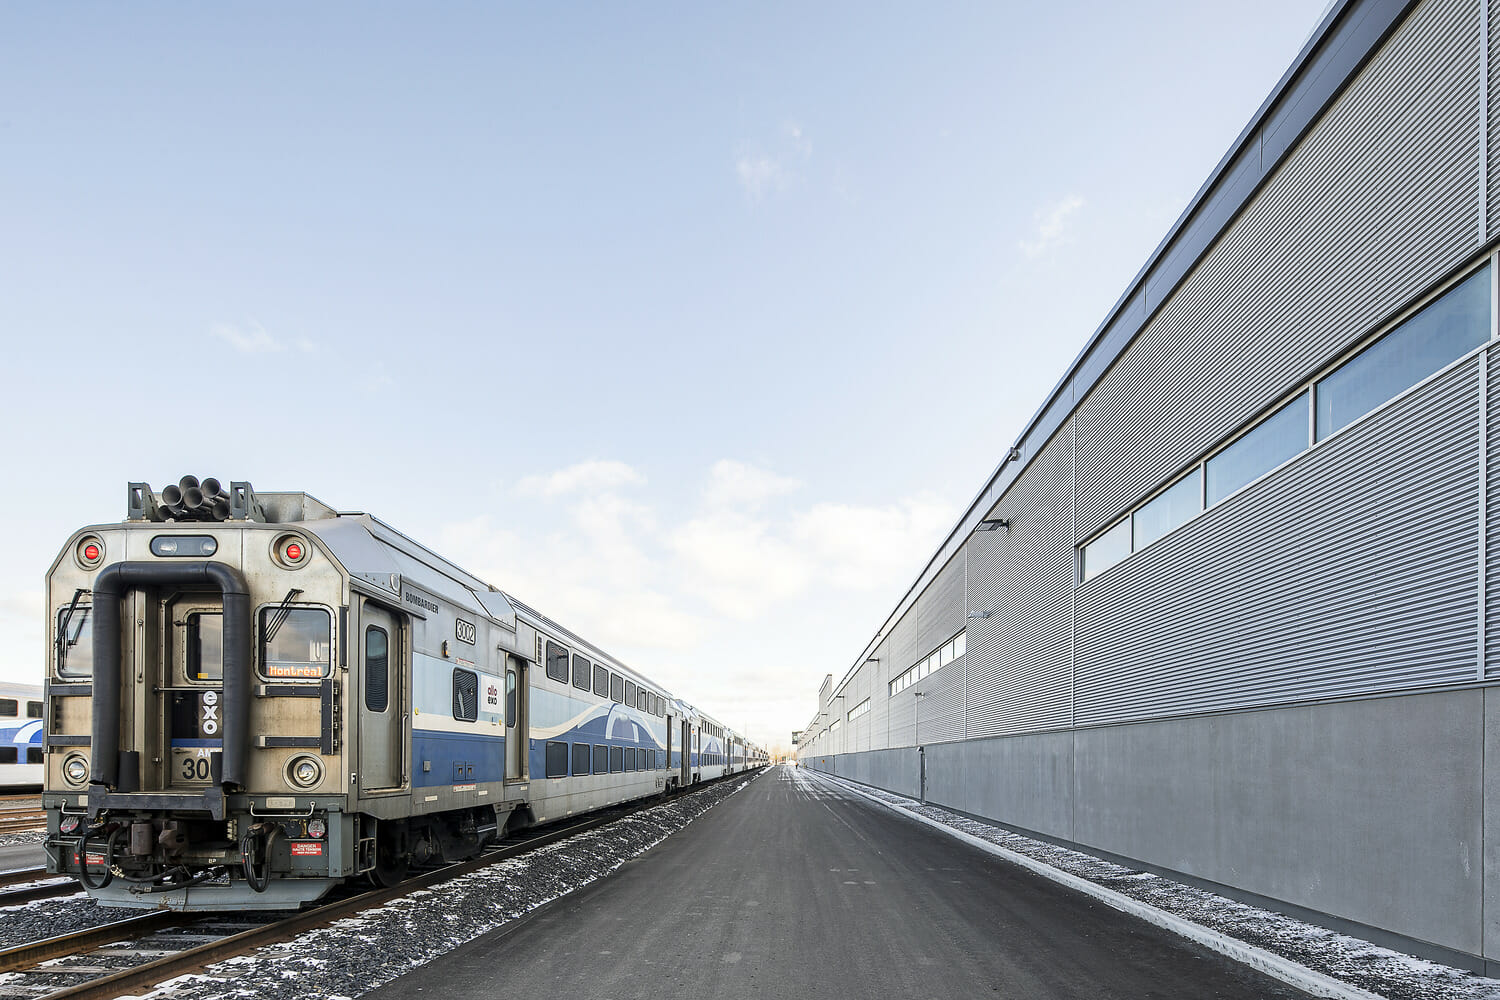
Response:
[[807, 769, 1385, 1000]]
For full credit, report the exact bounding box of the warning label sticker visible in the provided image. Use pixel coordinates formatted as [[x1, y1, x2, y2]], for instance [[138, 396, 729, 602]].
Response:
[[290, 841, 324, 857]]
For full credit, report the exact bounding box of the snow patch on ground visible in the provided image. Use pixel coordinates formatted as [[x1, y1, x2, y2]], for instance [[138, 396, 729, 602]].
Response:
[[800, 768, 1500, 1000]]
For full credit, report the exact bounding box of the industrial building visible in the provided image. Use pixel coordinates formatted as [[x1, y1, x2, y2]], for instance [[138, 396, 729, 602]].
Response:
[[797, 0, 1500, 973]]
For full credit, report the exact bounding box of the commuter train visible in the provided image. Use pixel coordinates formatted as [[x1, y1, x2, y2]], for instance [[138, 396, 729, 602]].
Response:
[[41, 478, 767, 910], [0, 683, 45, 790]]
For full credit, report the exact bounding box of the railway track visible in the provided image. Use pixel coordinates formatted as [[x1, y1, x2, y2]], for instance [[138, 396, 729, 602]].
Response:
[[0, 799, 46, 837], [0, 773, 741, 1000]]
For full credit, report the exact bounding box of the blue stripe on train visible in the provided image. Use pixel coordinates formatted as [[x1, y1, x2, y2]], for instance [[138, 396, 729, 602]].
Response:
[[412, 721, 690, 789]]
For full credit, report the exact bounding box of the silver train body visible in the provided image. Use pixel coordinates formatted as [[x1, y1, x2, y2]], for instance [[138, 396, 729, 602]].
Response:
[[42, 480, 767, 910]]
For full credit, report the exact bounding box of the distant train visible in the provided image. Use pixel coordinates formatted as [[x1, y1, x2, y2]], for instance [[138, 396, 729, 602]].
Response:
[[42, 478, 767, 910], [0, 683, 44, 790]]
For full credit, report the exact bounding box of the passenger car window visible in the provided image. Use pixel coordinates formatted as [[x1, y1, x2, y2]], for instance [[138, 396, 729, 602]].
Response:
[[545, 641, 568, 683], [262, 608, 332, 680], [57, 603, 93, 677], [572, 654, 591, 690], [365, 626, 389, 712], [453, 668, 479, 722]]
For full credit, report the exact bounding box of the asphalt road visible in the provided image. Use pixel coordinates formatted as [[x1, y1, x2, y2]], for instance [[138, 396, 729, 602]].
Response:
[[370, 765, 1308, 999], [0, 843, 44, 872]]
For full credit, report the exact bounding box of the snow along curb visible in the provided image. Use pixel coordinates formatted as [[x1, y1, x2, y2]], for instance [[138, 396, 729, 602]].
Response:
[[811, 770, 1384, 1000]]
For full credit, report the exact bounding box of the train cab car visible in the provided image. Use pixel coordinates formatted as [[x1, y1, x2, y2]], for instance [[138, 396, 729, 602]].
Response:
[[42, 478, 750, 912]]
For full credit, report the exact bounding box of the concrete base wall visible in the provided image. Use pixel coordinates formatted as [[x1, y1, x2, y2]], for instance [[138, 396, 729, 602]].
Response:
[[810, 688, 1488, 965]]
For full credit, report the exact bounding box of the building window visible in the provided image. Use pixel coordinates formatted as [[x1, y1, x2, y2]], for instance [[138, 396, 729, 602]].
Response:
[[1081, 518, 1131, 583], [1317, 265, 1490, 440], [1132, 469, 1202, 550], [1207, 392, 1309, 506]]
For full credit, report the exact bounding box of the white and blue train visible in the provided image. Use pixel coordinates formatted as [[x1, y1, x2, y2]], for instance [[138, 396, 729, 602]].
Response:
[[0, 683, 45, 790], [42, 478, 767, 910]]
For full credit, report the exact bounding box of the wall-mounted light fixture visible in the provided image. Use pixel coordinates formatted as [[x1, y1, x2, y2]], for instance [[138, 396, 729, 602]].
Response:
[[975, 518, 1009, 533]]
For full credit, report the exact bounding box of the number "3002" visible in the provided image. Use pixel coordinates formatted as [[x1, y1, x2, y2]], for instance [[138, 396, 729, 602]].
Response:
[[454, 618, 476, 645]]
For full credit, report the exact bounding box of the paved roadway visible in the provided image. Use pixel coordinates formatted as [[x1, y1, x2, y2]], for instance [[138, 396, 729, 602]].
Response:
[[0, 843, 43, 872], [371, 765, 1308, 999]]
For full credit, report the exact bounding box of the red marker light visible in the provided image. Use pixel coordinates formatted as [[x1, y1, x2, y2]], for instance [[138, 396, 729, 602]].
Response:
[[285, 542, 303, 561], [83, 544, 100, 561]]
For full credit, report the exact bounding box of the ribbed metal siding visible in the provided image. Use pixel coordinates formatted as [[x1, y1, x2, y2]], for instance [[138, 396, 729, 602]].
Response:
[[1484, 346, 1500, 671], [913, 655, 965, 744], [910, 554, 965, 655], [1488, 0, 1500, 234], [1076, 358, 1481, 727], [966, 427, 1075, 737], [1076, 0, 1483, 542]]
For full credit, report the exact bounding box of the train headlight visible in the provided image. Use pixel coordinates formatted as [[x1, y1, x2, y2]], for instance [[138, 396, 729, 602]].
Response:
[[306, 818, 326, 839], [62, 754, 88, 786], [271, 533, 311, 569], [75, 535, 104, 570], [285, 754, 323, 789]]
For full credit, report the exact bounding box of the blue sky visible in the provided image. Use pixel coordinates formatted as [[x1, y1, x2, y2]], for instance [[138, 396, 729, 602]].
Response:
[[0, 1, 1330, 750]]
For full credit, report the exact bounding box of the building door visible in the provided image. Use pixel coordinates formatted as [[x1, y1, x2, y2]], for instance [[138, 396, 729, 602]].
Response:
[[358, 602, 404, 792], [505, 655, 527, 782]]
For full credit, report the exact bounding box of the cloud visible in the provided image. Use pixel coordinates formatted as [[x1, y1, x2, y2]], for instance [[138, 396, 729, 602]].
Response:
[[516, 460, 646, 498], [669, 510, 814, 619], [735, 124, 812, 200], [211, 321, 317, 354], [702, 459, 800, 510], [736, 153, 789, 199], [794, 495, 955, 591], [1019, 195, 1085, 258], [0, 591, 39, 623]]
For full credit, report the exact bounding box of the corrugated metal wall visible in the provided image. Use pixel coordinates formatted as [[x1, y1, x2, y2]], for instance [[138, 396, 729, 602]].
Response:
[[1076, 357, 1481, 726], [1075, 0, 1482, 543], [810, 0, 1491, 751], [966, 426, 1075, 738]]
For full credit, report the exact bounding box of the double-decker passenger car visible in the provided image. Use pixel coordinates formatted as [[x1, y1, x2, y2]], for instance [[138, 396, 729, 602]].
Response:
[[0, 684, 44, 789], [43, 478, 765, 910]]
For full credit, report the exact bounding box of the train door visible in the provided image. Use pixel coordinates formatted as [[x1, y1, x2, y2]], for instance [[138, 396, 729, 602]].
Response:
[[679, 720, 691, 786], [358, 602, 405, 792], [665, 715, 673, 782], [166, 594, 223, 792], [505, 655, 527, 783]]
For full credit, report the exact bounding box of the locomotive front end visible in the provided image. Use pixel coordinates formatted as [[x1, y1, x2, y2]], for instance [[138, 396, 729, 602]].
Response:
[[43, 479, 354, 910]]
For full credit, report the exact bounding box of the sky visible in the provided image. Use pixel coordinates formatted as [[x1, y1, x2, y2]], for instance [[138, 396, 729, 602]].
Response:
[[0, 1, 1332, 754]]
